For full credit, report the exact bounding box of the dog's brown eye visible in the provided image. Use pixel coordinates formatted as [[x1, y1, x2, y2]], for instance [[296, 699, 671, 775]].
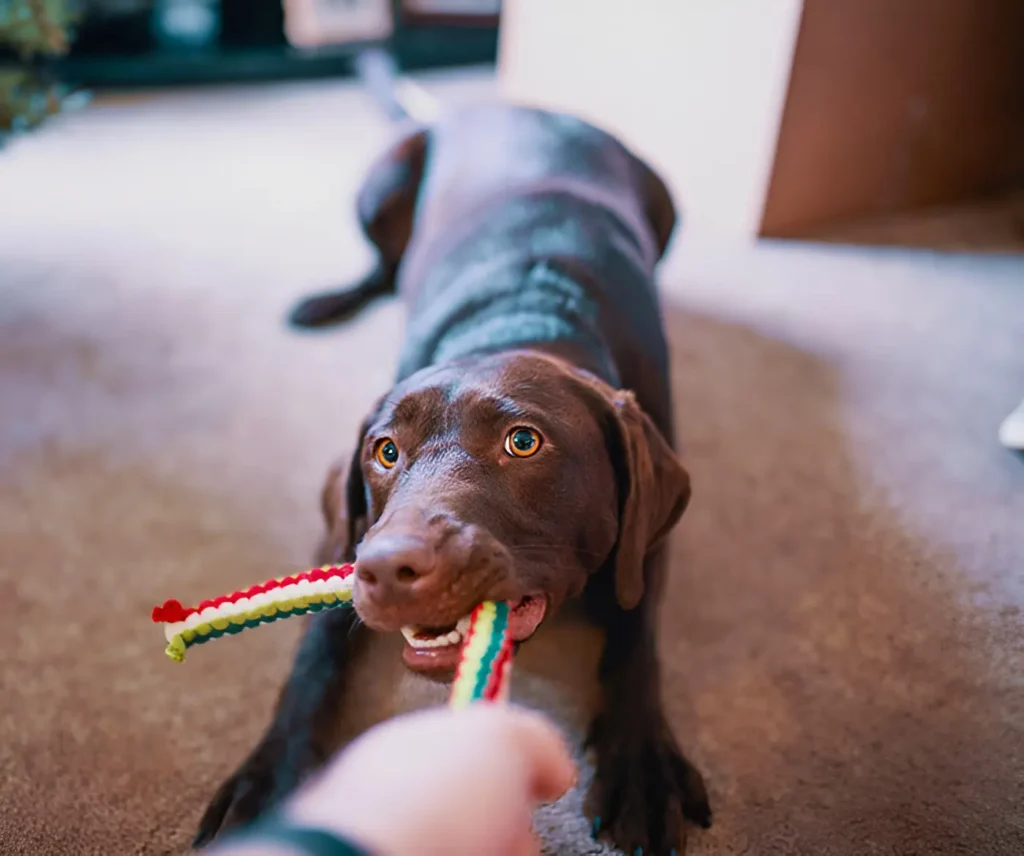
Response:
[[504, 427, 541, 458], [374, 438, 400, 468]]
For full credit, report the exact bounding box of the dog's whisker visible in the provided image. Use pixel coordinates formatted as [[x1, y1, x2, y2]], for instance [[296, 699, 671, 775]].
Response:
[[345, 613, 365, 641]]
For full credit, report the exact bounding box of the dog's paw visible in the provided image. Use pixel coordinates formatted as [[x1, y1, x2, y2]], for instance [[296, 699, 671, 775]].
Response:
[[585, 732, 711, 855]]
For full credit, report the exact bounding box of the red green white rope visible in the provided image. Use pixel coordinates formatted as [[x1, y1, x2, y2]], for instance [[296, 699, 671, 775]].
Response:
[[151, 564, 513, 706]]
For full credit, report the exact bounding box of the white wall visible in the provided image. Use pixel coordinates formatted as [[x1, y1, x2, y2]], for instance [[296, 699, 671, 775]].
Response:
[[498, 0, 804, 243]]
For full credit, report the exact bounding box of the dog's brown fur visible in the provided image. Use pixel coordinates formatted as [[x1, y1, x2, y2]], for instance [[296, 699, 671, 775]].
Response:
[[195, 104, 710, 855]]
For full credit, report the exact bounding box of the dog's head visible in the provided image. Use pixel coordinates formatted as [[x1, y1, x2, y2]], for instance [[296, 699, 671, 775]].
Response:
[[318, 351, 690, 675]]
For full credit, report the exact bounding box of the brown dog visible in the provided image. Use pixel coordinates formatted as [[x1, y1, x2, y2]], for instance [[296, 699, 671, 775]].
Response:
[[195, 104, 710, 854]]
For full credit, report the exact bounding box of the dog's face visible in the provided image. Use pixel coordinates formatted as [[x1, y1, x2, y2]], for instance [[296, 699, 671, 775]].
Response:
[[318, 351, 690, 676]]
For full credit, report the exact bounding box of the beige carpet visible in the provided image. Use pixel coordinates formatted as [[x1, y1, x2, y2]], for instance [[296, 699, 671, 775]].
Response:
[[1, 69, 1022, 855]]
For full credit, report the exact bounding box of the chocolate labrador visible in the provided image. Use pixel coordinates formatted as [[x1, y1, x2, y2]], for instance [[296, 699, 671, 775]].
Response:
[[194, 103, 710, 854]]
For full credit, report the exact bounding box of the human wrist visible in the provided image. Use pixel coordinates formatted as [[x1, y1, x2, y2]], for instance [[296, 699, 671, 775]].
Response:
[[207, 814, 376, 856], [284, 784, 406, 856]]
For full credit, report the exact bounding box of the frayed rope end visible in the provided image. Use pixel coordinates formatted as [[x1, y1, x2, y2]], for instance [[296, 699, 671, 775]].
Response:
[[165, 636, 187, 663]]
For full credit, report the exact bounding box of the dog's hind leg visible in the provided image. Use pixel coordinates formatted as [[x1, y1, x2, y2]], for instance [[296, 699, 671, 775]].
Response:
[[288, 126, 428, 329]]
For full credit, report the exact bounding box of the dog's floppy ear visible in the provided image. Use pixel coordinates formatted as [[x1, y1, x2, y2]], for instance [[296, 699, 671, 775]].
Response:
[[317, 447, 365, 565], [316, 402, 383, 564], [602, 389, 691, 609]]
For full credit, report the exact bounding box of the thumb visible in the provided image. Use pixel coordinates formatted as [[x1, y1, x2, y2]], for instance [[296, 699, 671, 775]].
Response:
[[503, 707, 577, 803]]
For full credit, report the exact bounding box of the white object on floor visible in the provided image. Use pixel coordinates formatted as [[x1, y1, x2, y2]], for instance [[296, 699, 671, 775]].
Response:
[[999, 398, 1024, 450]]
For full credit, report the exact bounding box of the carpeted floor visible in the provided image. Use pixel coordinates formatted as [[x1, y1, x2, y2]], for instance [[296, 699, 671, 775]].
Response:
[[1, 69, 1022, 856]]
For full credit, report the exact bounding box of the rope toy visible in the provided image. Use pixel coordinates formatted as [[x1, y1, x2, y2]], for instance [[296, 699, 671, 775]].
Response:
[[151, 564, 513, 705]]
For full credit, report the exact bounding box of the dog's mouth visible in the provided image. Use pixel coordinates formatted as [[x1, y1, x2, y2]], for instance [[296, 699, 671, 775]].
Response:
[[400, 594, 547, 675]]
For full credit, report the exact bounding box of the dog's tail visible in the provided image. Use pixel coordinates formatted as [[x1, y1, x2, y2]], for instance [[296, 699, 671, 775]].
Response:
[[288, 49, 438, 330], [353, 47, 442, 125]]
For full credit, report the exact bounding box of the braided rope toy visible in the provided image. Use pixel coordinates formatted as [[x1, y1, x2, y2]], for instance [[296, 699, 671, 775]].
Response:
[[151, 564, 513, 705]]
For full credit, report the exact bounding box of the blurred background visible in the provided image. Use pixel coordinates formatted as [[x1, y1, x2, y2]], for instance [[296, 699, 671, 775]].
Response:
[[4, 0, 1023, 247], [1, 2, 1022, 855]]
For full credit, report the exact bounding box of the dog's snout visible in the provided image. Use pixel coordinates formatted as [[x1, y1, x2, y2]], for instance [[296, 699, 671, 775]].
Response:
[[355, 533, 437, 602]]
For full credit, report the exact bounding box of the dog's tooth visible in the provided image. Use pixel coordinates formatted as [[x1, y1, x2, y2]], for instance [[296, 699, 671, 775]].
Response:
[[400, 625, 465, 650], [456, 615, 471, 636]]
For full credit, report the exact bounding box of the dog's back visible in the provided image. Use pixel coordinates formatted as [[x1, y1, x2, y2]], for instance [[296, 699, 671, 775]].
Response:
[[393, 104, 678, 429], [403, 105, 667, 268]]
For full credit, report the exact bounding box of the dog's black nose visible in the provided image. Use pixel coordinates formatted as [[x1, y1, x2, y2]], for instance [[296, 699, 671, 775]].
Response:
[[355, 533, 437, 603]]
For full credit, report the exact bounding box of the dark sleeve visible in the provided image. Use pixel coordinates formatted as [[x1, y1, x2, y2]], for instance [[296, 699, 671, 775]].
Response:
[[211, 815, 375, 856]]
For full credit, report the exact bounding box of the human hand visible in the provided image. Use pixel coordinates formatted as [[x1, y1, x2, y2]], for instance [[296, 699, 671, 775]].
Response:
[[286, 704, 577, 856]]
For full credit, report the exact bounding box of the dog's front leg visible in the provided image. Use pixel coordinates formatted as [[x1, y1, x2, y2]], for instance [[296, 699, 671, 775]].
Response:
[[585, 550, 711, 855], [192, 607, 366, 848]]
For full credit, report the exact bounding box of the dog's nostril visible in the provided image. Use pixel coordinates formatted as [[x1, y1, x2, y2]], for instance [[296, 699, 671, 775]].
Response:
[[395, 565, 418, 583], [356, 533, 436, 595]]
